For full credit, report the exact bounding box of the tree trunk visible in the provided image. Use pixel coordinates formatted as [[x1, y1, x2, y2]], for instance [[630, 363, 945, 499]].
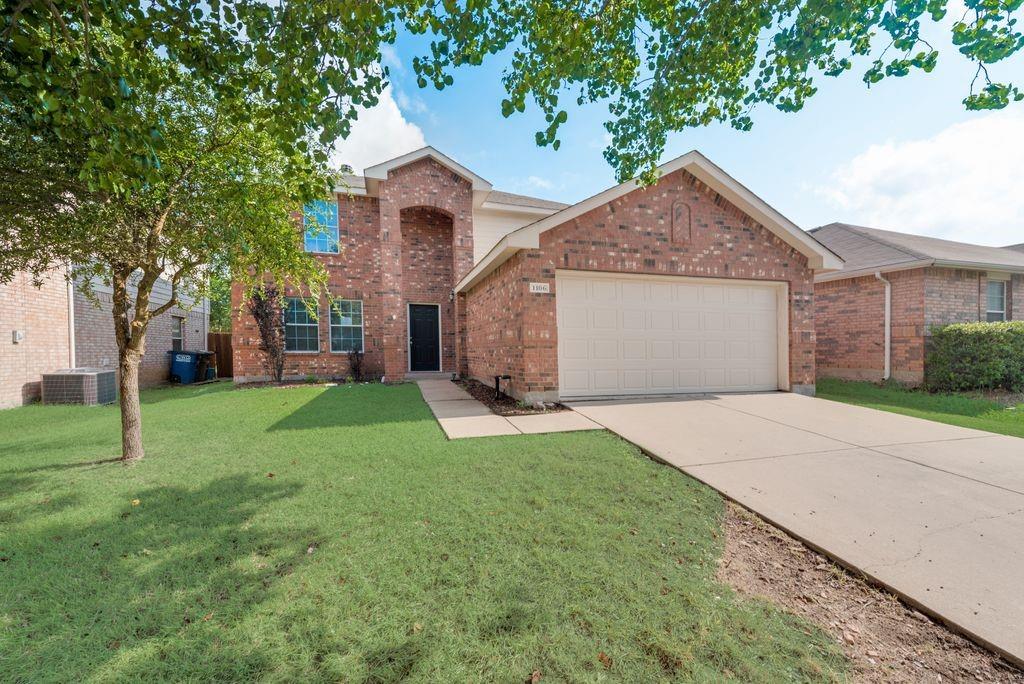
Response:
[[118, 348, 144, 462]]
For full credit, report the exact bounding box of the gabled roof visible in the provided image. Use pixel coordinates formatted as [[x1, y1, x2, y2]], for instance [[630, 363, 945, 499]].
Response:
[[810, 223, 1024, 282], [455, 150, 843, 292], [363, 146, 492, 192], [334, 147, 562, 213], [483, 191, 568, 212]]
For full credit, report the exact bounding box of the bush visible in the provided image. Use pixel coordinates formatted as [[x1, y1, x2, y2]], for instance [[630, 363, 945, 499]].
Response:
[[926, 321, 1024, 392]]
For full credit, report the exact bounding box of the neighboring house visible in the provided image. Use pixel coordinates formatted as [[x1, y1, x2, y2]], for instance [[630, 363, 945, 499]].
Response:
[[0, 269, 209, 409], [0, 268, 73, 409], [231, 146, 842, 400], [811, 223, 1024, 385], [73, 273, 210, 387]]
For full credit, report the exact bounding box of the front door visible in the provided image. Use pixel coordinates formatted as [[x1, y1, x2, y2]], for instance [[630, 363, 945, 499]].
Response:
[[409, 304, 441, 372]]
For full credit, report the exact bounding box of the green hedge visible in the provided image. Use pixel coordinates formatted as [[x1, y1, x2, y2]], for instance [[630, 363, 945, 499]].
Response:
[[926, 321, 1024, 392]]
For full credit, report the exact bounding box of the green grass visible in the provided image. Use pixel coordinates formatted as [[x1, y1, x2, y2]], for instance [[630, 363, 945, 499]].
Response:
[[818, 377, 1024, 438], [0, 382, 845, 682]]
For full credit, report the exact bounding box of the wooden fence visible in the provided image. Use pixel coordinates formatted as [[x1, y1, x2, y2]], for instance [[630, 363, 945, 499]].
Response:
[[207, 332, 233, 378]]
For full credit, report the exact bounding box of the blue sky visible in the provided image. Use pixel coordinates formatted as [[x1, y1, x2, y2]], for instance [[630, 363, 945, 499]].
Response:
[[335, 19, 1024, 246]]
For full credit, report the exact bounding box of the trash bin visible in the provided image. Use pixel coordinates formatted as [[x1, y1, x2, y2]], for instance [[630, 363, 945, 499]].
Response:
[[167, 350, 213, 384]]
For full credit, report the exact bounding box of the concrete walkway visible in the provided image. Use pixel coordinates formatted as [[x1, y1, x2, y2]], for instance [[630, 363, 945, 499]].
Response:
[[417, 379, 600, 439], [568, 392, 1024, 666]]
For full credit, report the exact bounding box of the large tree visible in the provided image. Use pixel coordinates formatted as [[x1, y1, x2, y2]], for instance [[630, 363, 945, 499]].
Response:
[[0, 81, 330, 461], [3, 0, 1021, 185]]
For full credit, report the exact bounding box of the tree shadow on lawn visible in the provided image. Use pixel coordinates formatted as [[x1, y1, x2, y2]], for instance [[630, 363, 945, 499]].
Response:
[[139, 380, 237, 405], [267, 385, 434, 432], [1, 473, 320, 681]]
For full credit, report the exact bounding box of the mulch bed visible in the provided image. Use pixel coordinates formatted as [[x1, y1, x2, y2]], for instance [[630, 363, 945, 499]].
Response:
[[457, 379, 568, 416], [719, 501, 1023, 683]]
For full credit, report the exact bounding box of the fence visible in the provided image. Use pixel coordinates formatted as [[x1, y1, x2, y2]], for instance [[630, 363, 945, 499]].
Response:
[[207, 332, 233, 378]]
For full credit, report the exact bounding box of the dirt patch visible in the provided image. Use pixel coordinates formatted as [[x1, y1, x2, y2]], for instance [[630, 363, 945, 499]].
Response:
[[719, 502, 1023, 683], [457, 379, 567, 416]]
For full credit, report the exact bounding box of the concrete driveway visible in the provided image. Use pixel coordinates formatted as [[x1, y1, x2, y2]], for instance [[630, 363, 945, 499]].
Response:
[[568, 392, 1024, 665]]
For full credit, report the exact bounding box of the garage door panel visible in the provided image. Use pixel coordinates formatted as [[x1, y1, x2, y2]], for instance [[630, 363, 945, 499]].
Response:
[[557, 272, 781, 398], [592, 339, 618, 360], [650, 340, 674, 359], [649, 310, 674, 330], [562, 338, 589, 360], [560, 308, 588, 329], [676, 284, 700, 305]]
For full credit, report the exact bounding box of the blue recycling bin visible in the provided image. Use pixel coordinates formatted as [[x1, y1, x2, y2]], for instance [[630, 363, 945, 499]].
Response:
[[167, 350, 209, 384]]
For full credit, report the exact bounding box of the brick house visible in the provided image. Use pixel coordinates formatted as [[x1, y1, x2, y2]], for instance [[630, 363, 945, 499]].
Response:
[[232, 147, 843, 400], [0, 269, 209, 409], [811, 223, 1024, 385], [72, 274, 209, 387]]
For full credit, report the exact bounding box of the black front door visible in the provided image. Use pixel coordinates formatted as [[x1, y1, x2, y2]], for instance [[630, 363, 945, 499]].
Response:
[[409, 304, 440, 372]]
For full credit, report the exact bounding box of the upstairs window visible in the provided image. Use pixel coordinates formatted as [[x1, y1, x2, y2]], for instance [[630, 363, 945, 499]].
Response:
[[284, 297, 319, 352], [330, 299, 364, 353], [303, 199, 339, 253], [986, 280, 1006, 322]]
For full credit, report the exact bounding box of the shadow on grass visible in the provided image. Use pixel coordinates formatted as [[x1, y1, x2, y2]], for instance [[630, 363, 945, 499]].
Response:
[[139, 380, 237, 405], [268, 385, 431, 431], [1, 473, 318, 681]]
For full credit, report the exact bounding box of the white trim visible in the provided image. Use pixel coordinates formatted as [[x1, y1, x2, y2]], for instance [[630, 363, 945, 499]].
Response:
[[986, 279, 1007, 322], [815, 260, 1024, 283], [456, 150, 843, 293], [364, 146, 492, 192], [553, 269, 790, 397], [875, 272, 892, 380], [407, 302, 442, 373], [66, 275, 76, 368], [479, 201, 560, 216], [283, 297, 321, 354], [328, 299, 365, 354]]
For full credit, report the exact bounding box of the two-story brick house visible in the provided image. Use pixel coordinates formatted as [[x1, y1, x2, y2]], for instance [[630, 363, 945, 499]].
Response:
[[231, 146, 844, 401]]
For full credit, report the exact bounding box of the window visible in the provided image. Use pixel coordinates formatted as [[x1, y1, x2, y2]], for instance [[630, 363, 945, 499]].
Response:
[[330, 299, 363, 353], [284, 297, 319, 352], [171, 316, 184, 351], [986, 280, 1007, 322], [303, 199, 339, 253]]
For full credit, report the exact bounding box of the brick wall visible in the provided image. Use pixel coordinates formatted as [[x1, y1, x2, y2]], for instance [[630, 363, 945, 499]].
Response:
[[231, 160, 473, 383], [0, 269, 71, 408], [815, 269, 925, 384], [74, 289, 207, 387], [463, 168, 817, 401], [924, 267, 986, 328], [401, 207, 456, 372]]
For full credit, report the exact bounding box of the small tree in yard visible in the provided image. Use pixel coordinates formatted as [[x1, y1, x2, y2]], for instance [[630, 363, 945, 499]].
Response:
[[248, 286, 287, 384], [0, 80, 329, 462]]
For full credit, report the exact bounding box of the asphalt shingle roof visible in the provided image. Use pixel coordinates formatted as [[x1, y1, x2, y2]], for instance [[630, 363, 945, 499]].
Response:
[[809, 223, 1024, 275]]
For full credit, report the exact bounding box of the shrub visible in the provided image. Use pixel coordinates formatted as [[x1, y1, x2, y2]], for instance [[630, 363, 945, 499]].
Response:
[[347, 349, 365, 382], [926, 321, 1024, 392], [247, 285, 286, 384]]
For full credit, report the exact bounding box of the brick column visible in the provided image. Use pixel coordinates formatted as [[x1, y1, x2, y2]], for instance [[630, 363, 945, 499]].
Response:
[[378, 189, 406, 382]]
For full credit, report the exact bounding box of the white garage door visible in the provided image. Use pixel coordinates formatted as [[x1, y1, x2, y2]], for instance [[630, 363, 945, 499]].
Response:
[[556, 271, 783, 398]]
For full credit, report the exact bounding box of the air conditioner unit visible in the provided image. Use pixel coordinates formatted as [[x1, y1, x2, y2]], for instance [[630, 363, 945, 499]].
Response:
[[41, 368, 117, 406]]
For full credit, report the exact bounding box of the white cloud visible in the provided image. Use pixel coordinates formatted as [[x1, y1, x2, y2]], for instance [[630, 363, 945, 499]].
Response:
[[331, 86, 426, 174], [816, 111, 1024, 246], [378, 44, 405, 76], [524, 175, 554, 190]]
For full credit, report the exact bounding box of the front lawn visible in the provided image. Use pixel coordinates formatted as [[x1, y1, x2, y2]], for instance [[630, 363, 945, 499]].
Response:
[[817, 378, 1024, 438], [0, 382, 844, 682]]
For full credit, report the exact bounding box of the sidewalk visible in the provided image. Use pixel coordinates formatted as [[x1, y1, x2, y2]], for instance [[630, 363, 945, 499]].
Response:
[[417, 379, 601, 439]]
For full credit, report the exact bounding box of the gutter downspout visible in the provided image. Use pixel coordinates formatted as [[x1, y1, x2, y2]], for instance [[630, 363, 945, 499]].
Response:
[[875, 272, 891, 381], [66, 271, 76, 368]]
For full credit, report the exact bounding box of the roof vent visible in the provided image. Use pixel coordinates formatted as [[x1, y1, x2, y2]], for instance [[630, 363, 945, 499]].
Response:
[[41, 368, 117, 406]]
